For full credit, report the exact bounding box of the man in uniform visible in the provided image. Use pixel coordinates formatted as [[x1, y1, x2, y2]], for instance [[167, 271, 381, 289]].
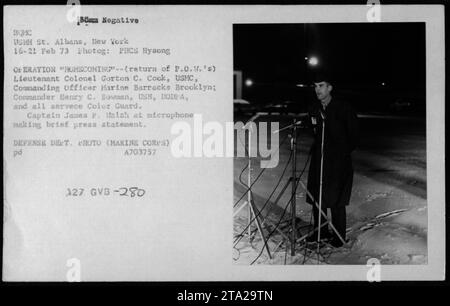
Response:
[[305, 74, 358, 247]]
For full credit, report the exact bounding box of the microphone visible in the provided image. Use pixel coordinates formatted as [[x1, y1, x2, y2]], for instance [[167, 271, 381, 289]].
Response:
[[273, 120, 303, 134], [242, 112, 263, 129]]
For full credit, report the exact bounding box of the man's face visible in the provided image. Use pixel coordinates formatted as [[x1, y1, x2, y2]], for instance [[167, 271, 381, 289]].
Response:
[[314, 81, 332, 101]]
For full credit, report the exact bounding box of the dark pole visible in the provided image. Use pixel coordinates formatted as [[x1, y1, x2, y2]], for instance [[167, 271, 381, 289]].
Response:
[[290, 119, 297, 256], [289, 24, 309, 257]]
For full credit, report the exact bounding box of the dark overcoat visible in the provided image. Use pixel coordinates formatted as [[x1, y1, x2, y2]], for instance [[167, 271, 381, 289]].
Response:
[[306, 98, 358, 208]]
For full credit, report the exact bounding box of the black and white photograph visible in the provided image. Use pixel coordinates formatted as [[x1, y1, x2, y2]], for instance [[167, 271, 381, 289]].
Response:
[[2, 4, 445, 283], [233, 23, 428, 265]]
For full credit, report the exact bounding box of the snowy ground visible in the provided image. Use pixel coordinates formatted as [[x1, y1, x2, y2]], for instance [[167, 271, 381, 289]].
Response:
[[233, 114, 427, 265]]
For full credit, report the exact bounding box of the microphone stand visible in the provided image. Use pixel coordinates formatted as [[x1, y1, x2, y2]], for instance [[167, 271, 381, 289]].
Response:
[[271, 115, 346, 259], [317, 111, 325, 259], [296, 110, 346, 259], [274, 119, 302, 256], [290, 119, 298, 256], [234, 113, 272, 259]]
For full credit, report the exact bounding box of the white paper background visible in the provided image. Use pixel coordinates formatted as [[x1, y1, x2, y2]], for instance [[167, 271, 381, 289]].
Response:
[[3, 5, 445, 281]]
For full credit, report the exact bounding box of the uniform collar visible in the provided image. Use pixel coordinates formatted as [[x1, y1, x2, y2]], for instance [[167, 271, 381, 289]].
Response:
[[321, 97, 334, 111]]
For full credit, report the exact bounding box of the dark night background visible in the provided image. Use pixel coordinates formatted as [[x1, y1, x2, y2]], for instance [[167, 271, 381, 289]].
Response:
[[233, 22, 430, 267], [233, 23, 426, 115]]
